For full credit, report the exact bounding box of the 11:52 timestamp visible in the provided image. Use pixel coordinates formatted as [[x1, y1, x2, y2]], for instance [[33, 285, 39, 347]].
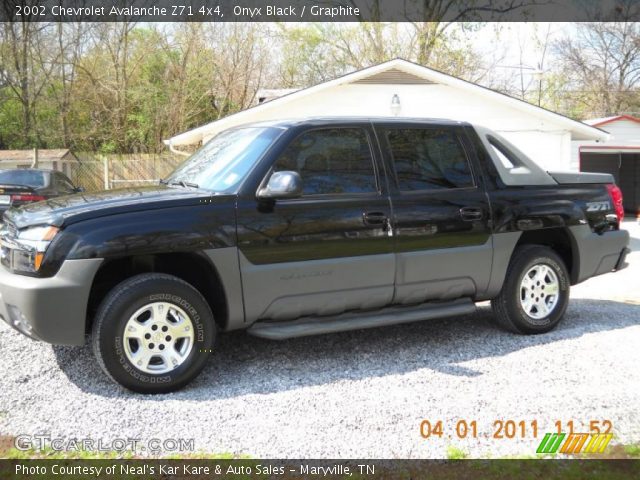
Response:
[[420, 419, 613, 440]]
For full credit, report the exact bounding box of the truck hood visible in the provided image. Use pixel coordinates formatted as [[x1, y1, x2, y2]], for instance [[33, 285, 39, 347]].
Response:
[[4, 185, 232, 229]]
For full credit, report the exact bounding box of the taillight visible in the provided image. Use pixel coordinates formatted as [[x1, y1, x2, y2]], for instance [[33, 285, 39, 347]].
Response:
[[10, 194, 46, 202], [606, 183, 624, 223]]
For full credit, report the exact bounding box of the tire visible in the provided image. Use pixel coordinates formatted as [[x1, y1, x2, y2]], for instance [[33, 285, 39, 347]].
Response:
[[491, 245, 570, 334], [92, 273, 216, 393]]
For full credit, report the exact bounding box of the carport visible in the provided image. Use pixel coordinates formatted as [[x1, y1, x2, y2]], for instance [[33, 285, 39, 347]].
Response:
[[577, 115, 640, 216], [580, 148, 640, 214]]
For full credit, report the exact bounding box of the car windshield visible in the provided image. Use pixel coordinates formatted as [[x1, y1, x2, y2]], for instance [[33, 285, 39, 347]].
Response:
[[0, 170, 46, 188], [166, 127, 281, 193]]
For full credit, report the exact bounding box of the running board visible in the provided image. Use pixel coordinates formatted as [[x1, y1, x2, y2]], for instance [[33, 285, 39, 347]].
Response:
[[247, 298, 476, 340]]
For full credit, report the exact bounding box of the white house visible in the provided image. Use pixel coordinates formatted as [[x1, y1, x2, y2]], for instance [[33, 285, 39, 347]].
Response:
[[573, 115, 640, 214], [165, 58, 607, 171]]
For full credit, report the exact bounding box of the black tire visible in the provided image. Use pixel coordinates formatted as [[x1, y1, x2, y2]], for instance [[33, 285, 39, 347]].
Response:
[[92, 273, 216, 393], [491, 245, 570, 334]]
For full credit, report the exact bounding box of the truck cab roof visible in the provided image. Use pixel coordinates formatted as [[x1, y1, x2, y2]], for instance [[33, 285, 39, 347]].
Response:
[[234, 116, 472, 130]]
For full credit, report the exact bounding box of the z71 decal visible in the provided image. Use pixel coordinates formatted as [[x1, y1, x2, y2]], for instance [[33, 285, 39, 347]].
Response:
[[586, 201, 611, 212]]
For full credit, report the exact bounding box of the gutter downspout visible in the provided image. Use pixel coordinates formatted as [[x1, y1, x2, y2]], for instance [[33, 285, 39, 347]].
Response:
[[31, 148, 38, 168], [168, 140, 190, 157]]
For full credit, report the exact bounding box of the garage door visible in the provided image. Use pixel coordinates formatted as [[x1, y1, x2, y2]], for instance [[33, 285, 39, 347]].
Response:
[[581, 152, 639, 214], [619, 154, 640, 213], [580, 153, 620, 183]]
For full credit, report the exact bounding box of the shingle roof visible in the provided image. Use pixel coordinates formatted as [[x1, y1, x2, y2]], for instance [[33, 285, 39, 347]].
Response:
[[0, 149, 77, 162], [584, 115, 640, 127]]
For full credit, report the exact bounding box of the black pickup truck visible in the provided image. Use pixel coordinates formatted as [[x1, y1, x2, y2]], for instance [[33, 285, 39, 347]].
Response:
[[0, 118, 630, 393]]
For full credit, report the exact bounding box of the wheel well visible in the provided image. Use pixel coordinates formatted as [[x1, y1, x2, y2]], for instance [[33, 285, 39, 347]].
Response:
[[515, 228, 576, 283], [86, 253, 228, 333]]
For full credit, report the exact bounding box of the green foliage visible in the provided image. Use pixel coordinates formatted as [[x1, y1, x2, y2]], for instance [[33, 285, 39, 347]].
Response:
[[623, 444, 640, 457], [0, 94, 25, 149], [446, 445, 468, 459]]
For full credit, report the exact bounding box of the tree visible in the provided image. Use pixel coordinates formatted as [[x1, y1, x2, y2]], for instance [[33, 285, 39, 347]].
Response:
[[205, 23, 269, 118], [556, 22, 640, 117], [48, 22, 89, 148], [0, 19, 56, 147], [160, 23, 215, 137]]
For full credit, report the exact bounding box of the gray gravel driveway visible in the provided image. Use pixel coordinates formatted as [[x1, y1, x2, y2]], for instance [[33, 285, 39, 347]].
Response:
[[1, 221, 639, 458]]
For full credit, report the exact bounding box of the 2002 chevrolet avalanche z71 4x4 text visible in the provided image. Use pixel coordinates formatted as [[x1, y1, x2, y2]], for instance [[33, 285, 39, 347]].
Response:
[[0, 118, 630, 393]]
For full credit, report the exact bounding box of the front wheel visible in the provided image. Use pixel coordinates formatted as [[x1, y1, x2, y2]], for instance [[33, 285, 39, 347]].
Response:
[[491, 245, 570, 334], [92, 273, 216, 393]]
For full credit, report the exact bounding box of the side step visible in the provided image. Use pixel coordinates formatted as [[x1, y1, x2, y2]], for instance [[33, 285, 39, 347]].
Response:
[[247, 298, 476, 340]]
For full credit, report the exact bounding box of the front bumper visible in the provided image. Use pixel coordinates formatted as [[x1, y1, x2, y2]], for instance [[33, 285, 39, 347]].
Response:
[[0, 259, 102, 345]]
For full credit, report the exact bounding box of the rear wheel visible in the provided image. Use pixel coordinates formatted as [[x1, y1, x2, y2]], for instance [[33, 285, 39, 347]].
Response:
[[92, 273, 215, 393], [491, 245, 570, 334]]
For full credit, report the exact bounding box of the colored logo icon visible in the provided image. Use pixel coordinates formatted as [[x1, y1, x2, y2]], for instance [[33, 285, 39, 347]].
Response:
[[537, 433, 613, 454]]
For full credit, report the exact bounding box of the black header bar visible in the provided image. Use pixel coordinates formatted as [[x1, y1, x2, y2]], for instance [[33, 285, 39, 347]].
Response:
[[2, 0, 640, 22], [2, 459, 640, 480]]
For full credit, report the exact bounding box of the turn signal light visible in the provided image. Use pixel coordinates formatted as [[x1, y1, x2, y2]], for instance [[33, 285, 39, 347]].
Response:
[[34, 252, 45, 271]]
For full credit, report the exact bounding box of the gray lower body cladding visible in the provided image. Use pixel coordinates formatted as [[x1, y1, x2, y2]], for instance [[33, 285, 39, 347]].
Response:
[[393, 240, 493, 304], [204, 247, 246, 331], [569, 225, 630, 283], [237, 242, 493, 324], [480, 227, 630, 297], [0, 259, 102, 345], [238, 251, 396, 322]]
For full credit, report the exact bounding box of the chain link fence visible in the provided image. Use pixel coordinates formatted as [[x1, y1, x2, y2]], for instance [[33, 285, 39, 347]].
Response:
[[71, 153, 187, 192]]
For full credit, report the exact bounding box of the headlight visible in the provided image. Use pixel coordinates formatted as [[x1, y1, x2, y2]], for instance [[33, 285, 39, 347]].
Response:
[[4, 225, 59, 273]]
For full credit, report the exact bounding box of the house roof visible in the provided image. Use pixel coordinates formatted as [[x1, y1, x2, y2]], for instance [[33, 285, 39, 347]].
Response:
[[257, 88, 300, 103], [584, 114, 640, 127], [165, 58, 609, 147], [0, 149, 77, 162]]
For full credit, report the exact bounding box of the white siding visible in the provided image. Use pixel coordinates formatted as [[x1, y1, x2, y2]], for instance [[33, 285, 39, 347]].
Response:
[[202, 83, 574, 169], [495, 131, 571, 171], [602, 119, 640, 143]]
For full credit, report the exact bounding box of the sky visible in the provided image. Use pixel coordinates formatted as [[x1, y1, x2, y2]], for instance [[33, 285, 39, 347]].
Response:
[[473, 22, 576, 80]]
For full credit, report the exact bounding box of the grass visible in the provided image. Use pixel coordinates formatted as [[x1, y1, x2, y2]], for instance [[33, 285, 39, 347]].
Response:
[[623, 444, 640, 458], [445, 445, 469, 459]]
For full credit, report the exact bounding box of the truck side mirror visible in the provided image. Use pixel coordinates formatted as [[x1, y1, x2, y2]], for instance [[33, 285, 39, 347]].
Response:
[[257, 171, 303, 200]]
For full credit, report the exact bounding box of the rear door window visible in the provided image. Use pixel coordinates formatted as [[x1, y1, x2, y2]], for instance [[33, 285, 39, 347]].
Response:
[[383, 128, 474, 191], [274, 128, 378, 195]]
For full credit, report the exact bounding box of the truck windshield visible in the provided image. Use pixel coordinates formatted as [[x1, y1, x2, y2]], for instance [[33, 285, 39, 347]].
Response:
[[166, 127, 281, 193]]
